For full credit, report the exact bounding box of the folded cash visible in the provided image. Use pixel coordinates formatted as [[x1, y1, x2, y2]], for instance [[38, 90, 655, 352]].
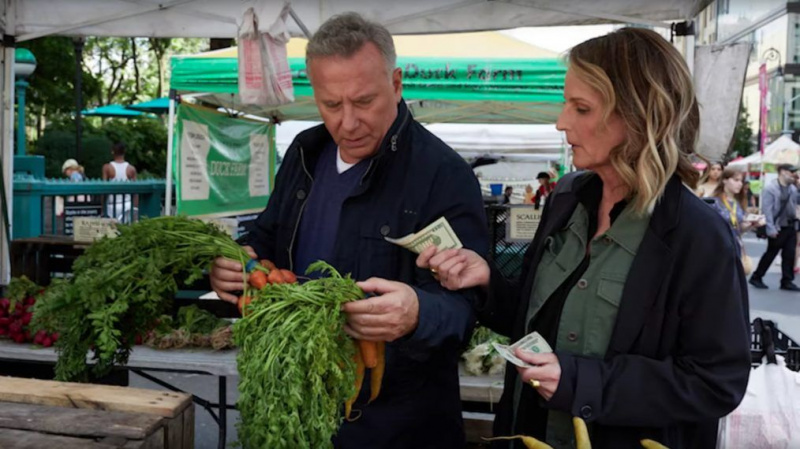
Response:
[[492, 331, 553, 368], [384, 217, 463, 254]]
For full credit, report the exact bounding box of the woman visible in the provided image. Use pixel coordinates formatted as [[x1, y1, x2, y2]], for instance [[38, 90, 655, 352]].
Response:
[[533, 172, 554, 209], [712, 168, 763, 242], [697, 161, 723, 197], [711, 167, 763, 275], [61, 158, 85, 182], [418, 28, 750, 448]]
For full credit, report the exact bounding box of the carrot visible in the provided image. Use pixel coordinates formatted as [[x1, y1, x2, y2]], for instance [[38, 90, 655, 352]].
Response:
[[268, 269, 286, 285], [345, 344, 365, 421], [237, 295, 252, 315], [260, 259, 277, 271], [280, 269, 297, 284], [249, 270, 268, 289], [359, 340, 379, 369], [368, 341, 385, 403], [482, 435, 553, 449]]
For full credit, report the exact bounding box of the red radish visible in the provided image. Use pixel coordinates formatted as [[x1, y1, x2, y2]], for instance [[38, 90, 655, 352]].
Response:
[[23, 330, 31, 341], [0, 298, 9, 310], [41, 337, 53, 348], [0, 317, 9, 326], [21, 313, 32, 325], [12, 334, 25, 343], [0, 308, 5, 318], [24, 296, 35, 306], [8, 321, 22, 335], [0, 328, 7, 336], [51, 332, 59, 341]]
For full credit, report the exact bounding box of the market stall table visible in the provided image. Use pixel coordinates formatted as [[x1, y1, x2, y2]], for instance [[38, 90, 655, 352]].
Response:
[[0, 340, 508, 446]]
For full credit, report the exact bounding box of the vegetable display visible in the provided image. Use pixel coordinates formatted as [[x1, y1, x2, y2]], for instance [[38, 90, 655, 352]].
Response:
[[32, 216, 250, 381]]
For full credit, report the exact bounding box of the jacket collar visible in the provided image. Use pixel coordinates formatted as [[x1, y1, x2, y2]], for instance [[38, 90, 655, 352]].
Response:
[[294, 99, 413, 180]]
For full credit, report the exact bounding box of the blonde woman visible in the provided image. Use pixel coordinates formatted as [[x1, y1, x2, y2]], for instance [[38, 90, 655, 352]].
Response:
[[418, 28, 749, 448], [697, 161, 723, 197]]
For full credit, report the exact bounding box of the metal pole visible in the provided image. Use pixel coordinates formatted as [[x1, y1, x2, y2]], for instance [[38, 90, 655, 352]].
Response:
[[165, 90, 176, 215], [14, 80, 26, 156], [1, 38, 16, 285], [73, 37, 84, 160]]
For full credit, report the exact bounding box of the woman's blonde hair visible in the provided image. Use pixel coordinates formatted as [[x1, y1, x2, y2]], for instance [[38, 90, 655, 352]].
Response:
[[568, 27, 700, 213], [712, 167, 747, 209]]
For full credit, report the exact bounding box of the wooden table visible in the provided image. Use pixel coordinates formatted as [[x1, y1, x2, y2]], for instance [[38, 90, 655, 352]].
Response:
[[0, 376, 193, 448], [0, 340, 507, 446]]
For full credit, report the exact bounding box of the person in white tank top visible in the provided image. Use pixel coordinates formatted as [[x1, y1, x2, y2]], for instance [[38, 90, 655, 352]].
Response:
[[102, 142, 138, 223]]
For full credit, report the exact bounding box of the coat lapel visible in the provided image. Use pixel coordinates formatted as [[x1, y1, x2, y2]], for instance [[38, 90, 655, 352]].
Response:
[[607, 177, 683, 356]]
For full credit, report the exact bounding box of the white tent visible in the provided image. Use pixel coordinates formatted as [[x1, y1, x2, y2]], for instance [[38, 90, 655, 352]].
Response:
[[275, 121, 565, 159], [0, 0, 714, 283], [728, 135, 800, 168]]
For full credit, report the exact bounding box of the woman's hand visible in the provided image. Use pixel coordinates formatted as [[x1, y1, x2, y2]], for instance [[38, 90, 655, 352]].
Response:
[[515, 348, 561, 401], [416, 246, 490, 290]]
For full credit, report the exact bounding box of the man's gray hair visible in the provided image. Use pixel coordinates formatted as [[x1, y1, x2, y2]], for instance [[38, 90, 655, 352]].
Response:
[[306, 12, 397, 76]]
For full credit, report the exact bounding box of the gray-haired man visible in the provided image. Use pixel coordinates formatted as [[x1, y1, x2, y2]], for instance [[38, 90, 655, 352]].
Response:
[[210, 12, 489, 448]]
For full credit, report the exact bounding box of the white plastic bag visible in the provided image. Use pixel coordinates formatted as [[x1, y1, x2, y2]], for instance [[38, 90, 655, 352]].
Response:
[[238, 7, 268, 105], [717, 356, 800, 448], [260, 3, 294, 105]]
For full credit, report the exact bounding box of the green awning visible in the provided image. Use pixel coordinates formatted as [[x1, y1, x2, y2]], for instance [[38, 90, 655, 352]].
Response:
[[127, 97, 170, 114], [82, 104, 154, 118], [170, 56, 566, 124]]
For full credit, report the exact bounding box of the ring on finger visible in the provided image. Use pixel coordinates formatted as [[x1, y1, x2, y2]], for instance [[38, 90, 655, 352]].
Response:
[[529, 379, 541, 389]]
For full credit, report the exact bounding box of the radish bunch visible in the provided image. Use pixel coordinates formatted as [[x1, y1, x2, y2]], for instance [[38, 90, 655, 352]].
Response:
[[0, 277, 59, 347]]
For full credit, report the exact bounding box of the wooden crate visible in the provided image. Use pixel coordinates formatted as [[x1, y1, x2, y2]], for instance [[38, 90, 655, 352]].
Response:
[[0, 376, 194, 449]]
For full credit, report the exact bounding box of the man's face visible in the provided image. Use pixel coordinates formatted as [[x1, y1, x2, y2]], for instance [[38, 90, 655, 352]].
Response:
[[308, 42, 402, 163], [780, 169, 797, 184]]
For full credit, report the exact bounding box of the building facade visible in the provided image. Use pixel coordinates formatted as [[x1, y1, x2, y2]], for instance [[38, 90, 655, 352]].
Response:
[[697, 0, 800, 141]]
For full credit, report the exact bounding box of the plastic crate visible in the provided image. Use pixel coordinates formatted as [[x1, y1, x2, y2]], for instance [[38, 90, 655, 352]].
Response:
[[750, 318, 800, 372]]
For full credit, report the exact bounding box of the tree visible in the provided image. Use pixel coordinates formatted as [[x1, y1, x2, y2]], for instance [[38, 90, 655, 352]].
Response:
[[728, 103, 754, 160]]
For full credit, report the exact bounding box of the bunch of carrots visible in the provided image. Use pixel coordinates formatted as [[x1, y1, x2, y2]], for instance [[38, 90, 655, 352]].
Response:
[[233, 260, 386, 449]]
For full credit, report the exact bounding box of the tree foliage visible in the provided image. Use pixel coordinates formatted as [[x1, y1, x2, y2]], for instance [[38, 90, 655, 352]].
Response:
[[728, 103, 754, 160], [19, 36, 210, 177]]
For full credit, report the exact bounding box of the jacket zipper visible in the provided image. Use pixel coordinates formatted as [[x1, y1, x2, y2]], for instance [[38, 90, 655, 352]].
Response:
[[287, 145, 314, 272], [359, 107, 411, 185]]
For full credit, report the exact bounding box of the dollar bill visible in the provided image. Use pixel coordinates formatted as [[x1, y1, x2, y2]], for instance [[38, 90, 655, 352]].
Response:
[[491, 331, 553, 368], [384, 217, 463, 254]]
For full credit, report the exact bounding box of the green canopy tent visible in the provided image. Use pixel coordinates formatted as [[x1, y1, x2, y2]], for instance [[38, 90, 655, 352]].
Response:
[[170, 56, 566, 124], [82, 104, 155, 118], [166, 53, 567, 214]]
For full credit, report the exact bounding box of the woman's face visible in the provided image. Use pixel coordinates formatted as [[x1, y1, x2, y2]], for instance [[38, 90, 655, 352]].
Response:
[[556, 70, 626, 172], [708, 164, 723, 182], [723, 173, 743, 195]]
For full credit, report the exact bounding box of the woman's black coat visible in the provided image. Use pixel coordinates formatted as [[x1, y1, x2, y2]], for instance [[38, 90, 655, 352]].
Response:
[[478, 172, 751, 448]]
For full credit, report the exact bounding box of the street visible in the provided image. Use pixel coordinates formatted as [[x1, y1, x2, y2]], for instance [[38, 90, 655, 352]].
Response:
[[130, 236, 800, 448]]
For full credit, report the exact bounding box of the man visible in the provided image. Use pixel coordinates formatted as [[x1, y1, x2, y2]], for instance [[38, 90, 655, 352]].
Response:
[[750, 163, 800, 291], [102, 142, 137, 222], [534, 171, 554, 209], [209, 13, 489, 448], [502, 185, 513, 204]]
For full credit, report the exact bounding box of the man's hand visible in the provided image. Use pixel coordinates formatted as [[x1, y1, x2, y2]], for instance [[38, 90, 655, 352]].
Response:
[[342, 278, 420, 342], [769, 231, 778, 239], [209, 245, 257, 304]]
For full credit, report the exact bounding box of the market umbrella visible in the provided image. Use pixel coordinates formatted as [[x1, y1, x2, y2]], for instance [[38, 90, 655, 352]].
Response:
[[127, 97, 169, 114], [82, 104, 154, 118]]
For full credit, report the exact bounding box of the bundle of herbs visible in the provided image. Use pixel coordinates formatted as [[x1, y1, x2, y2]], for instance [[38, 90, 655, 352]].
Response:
[[32, 216, 250, 382], [234, 261, 367, 449]]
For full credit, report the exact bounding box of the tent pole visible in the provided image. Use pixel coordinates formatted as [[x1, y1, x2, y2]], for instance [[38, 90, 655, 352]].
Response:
[[0, 1, 16, 286], [165, 90, 177, 216]]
